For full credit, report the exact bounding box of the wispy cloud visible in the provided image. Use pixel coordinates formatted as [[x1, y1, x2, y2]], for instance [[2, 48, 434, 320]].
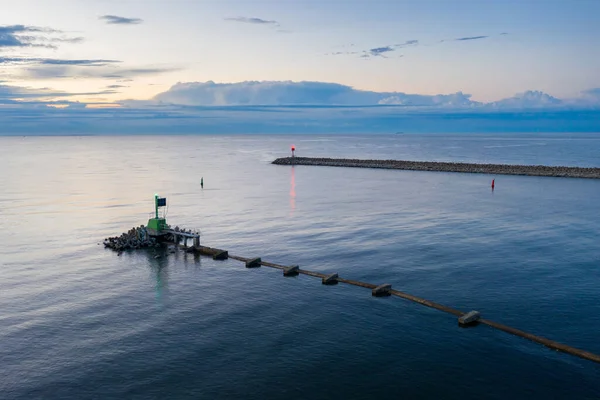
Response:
[[333, 32, 505, 60], [0, 83, 116, 101], [394, 40, 419, 48], [106, 84, 128, 89], [0, 57, 120, 67], [369, 46, 394, 56], [324, 51, 358, 56], [224, 16, 279, 25], [359, 46, 396, 59], [99, 15, 143, 25], [0, 25, 82, 49], [455, 35, 489, 41], [19, 65, 180, 80], [329, 40, 417, 59]]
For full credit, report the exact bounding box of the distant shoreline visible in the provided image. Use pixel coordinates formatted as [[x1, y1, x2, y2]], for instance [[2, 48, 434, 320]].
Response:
[[272, 157, 600, 179]]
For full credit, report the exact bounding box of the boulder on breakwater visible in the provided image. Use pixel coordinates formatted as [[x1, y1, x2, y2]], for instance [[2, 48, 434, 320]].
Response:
[[103, 225, 159, 251]]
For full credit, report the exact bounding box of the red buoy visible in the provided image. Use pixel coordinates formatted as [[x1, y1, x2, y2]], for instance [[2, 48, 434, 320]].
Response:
[[491, 179, 495, 189]]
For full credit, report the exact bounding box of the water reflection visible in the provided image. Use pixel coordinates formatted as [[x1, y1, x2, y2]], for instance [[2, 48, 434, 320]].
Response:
[[290, 166, 296, 215], [146, 249, 169, 307]]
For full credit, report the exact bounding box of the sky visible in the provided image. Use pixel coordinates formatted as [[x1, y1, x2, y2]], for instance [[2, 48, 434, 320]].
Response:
[[1, 0, 600, 134]]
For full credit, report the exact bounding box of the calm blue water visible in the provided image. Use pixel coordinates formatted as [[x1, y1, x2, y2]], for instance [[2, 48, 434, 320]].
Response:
[[1, 133, 600, 399]]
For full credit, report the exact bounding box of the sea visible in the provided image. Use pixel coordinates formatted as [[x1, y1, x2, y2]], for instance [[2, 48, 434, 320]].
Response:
[[1, 133, 600, 399]]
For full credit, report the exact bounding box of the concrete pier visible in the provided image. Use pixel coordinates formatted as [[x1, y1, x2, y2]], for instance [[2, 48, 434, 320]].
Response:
[[272, 157, 600, 179], [283, 265, 300, 276], [322, 273, 339, 285], [213, 250, 229, 260], [246, 258, 262, 268], [458, 310, 481, 326], [372, 283, 392, 297]]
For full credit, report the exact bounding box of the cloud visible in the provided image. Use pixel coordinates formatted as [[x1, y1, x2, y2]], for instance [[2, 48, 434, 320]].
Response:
[[368, 46, 394, 57], [394, 40, 419, 47], [224, 17, 278, 25], [324, 51, 358, 56], [0, 25, 82, 49], [379, 92, 476, 107], [333, 33, 503, 60], [3, 80, 600, 136], [0, 83, 116, 102], [357, 46, 397, 59], [487, 90, 562, 109], [455, 36, 489, 41], [2, 82, 600, 135], [17, 65, 179, 80], [152, 80, 481, 107], [106, 84, 128, 89], [149, 80, 600, 111], [0, 57, 120, 66], [99, 15, 143, 25], [153, 81, 383, 106], [337, 40, 418, 59], [582, 88, 600, 97]]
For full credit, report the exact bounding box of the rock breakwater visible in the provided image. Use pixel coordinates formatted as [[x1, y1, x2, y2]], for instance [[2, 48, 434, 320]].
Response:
[[103, 225, 159, 251], [272, 157, 600, 179]]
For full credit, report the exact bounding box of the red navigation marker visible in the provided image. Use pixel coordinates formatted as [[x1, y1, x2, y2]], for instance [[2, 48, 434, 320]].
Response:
[[491, 179, 495, 189], [291, 145, 296, 157]]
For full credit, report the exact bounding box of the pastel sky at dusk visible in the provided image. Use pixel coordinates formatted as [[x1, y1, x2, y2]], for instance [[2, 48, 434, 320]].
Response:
[[2, 0, 599, 104], [2, 0, 600, 135]]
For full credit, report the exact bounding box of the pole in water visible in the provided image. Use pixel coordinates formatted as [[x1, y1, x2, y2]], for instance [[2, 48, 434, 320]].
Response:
[[491, 179, 495, 190], [201, 177, 204, 188]]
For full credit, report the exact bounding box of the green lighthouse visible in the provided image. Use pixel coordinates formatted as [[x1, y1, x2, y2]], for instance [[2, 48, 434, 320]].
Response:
[[147, 193, 168, 236]]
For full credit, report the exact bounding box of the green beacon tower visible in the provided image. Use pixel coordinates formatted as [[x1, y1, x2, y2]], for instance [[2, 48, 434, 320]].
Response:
[[147, 194, 168, 236]]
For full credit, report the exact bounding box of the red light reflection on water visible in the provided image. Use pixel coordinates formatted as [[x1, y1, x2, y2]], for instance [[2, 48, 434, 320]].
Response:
[[290, 166, 296, 214]]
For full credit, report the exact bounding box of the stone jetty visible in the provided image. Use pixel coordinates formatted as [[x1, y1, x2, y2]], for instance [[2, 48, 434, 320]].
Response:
[[272, 157, 600, 179], [104, 225, 201, 252], [103, 225, 159, 251]]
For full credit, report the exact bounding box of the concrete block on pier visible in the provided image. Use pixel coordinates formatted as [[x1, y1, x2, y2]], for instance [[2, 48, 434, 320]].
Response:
[[458, 310, 481, 326], [246, 257, 261, 268], [213, 250, 229, 260], [322, 273, 339, 285], [372, 283, 392, 297], [283, 265, 299, 276]]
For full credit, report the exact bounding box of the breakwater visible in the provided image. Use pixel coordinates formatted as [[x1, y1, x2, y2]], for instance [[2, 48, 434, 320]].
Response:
[[191, 244, 600, 365], [272, 157, 600, 179], [105, 230, 600, 365]]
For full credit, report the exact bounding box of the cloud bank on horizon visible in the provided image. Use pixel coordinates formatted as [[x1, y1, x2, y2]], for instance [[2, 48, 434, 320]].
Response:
[[148, 80, 600, 109], [2, 80, 600, 136]]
